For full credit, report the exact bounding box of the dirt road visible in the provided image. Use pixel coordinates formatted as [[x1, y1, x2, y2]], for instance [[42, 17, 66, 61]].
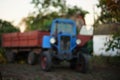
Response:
[[0, 62, 120, 80]]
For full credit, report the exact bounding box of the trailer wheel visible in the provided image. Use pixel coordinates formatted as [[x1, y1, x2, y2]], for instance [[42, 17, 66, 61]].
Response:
[[28, 52, 36, 65], [5, 50, 15, 63], [40, 51, 52, 71], [76, 53, 89, 73]]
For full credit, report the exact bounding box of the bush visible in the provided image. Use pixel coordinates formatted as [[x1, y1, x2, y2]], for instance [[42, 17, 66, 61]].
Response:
[[0, 52, 6, 64]]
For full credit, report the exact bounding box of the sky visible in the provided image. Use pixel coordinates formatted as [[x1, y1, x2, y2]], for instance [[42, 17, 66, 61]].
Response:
[[0, 0, 100, 29]]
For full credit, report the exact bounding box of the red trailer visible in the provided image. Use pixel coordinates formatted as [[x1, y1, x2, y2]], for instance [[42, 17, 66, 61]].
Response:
[[2, 30, 49, 64]]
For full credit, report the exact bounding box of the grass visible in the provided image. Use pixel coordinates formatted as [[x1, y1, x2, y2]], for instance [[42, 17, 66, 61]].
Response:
[[90, 55, 120, 67]]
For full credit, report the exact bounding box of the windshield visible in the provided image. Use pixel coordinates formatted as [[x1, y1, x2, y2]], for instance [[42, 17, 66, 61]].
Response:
[[53, 23, 74, 35]]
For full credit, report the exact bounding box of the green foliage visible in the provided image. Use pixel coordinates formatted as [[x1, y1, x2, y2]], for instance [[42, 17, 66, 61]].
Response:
[[24, 0, 88, 31], [25, 12, 60, 31], [94, 0, 120, 53], [25, 0, 67, 31], [94, 0, 120, 25], [0, 20, 19, 33], [105, 32, 120, 55], [87, 40, 93, 54], [67, 6, 89, 18], [31, 0, 66, 14]]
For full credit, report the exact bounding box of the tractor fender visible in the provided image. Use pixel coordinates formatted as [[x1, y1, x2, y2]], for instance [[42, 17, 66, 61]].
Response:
[[42, 36, 51, 48]]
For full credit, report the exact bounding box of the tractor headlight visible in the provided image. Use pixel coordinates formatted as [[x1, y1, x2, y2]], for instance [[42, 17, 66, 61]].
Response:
[[50, 37, 56, 44], [76, 39, 81, 45]]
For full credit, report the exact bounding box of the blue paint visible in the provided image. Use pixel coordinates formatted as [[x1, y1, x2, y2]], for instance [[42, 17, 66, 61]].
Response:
[[42, 36, 51, 48], [42, 18, 78, 60]]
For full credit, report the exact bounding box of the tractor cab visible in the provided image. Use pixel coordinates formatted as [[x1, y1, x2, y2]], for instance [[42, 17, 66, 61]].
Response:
[[50, 19, 77, 55], [51, 19, 76, 36]]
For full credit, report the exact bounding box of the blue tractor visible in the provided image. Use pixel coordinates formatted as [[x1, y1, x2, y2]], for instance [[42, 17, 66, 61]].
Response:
[[41, 18, 92, 73]]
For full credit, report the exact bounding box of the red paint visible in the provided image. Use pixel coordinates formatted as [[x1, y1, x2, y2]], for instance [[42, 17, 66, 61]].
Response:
[[2, 31, 49, 48], [77, 35, 93, 47]]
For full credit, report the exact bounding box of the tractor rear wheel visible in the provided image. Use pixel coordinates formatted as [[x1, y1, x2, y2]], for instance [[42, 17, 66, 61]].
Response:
[[40, 51, 52, 71]]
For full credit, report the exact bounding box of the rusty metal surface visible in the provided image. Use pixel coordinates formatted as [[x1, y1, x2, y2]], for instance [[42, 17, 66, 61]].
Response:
[[77, 35, 93, 46], [2, 31, 49, 48]]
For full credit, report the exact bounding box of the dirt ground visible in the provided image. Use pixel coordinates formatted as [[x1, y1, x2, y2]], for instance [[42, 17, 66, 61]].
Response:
[[0, 61, 120, 80]]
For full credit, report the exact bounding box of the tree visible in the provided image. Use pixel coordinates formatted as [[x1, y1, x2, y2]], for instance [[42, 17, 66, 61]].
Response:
[[31, 0, 66, 16], [95, 0, 120, 54], [94, 0, 120, 25], [0, 20, 19, 33], [23, 12, 60, 31], [21, 0, 67, 31], [67, 6, 88, 18], [23, 0, 88, 31]]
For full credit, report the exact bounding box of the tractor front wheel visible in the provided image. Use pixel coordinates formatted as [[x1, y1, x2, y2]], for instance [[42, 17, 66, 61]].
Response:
[[76, 53, 89, 73], [70, 58, 77, 69], [40, 51, 52, 71]]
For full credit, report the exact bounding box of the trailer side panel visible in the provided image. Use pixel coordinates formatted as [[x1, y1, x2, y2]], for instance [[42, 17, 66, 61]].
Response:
[[2, 31, 49, 48]]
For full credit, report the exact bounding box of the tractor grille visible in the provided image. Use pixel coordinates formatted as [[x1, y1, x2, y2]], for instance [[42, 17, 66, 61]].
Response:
[[60, 36, 70, 51]]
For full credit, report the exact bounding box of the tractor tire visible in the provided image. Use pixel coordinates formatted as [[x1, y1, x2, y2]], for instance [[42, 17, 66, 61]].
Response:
[[28, 51, 36, 65], [76, 53, 89, 73], [40, 51, 52, 71], [70, 59, 77, 69], [5, 50, 15, 63], [0, 72, 2, 80]]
